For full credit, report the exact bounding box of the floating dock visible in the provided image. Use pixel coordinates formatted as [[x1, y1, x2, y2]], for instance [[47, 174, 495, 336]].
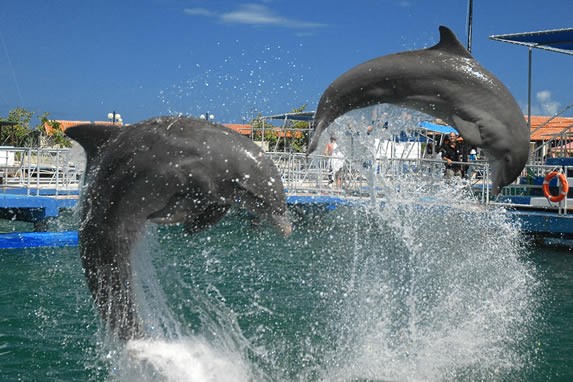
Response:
[[0, 192, 77, 229], [0, 231, 78, 249], [1, 192, 573, 249], [505, 208, 573, 239]]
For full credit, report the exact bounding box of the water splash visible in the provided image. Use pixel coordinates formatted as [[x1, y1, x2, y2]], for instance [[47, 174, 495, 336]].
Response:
[[117, 337, 250, 382], [103, 195, 543, 381], [98, 226, 265, 381], [316, 187, 542, 381]]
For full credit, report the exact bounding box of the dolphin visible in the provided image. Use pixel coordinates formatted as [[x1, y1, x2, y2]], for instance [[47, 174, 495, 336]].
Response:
[[65, 116, 291, 340], [308, 25, 530, 194]]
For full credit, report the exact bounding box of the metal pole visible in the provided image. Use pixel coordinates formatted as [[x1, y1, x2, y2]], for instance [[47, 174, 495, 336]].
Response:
[[55, 149, 60, 196], [466, 0, 473, 52], [527, 47, 532, 129], [35, 149, 40, 196], [26, 149, 31, 196]]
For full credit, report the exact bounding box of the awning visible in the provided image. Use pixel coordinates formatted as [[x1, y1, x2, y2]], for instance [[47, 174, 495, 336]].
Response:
[[263, 111, 315, 122], [489, 28, 573, 55], [490, 27, 573, 128], [418, 121, 458, 135], [0, 120, 17, 127]]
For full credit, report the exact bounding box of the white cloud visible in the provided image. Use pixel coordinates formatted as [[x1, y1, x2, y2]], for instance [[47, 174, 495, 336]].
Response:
[[221, 4, 280, 25], [183, 8, 215, 17], [536, 90, 551, 103], [536, 90, 561, 116], [184, 3, 325, 29]]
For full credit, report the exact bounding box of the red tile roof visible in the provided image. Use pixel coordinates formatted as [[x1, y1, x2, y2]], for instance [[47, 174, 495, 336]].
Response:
[[529, 115, 573, 141], [222, 124, 303, 138], [45, 116, 573, 142], [223, 123, 252, 135], [43, 120, 124, 135]]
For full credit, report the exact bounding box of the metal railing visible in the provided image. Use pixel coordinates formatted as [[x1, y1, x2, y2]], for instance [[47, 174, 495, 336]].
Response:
[[0, 147, 81, 196], [1, 145, 567, 214], [496, 163, 570, 214], [270, 151, 573, 214], [266, 152, 492, 203]]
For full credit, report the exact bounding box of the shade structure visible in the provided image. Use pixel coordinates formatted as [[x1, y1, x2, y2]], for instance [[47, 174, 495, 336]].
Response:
[[490, 28, 573, 55]]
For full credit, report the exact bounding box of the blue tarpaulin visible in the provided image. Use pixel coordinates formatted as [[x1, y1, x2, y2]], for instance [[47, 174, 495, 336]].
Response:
[[418, 121, 458, 135], [490, 28, 573, 55]]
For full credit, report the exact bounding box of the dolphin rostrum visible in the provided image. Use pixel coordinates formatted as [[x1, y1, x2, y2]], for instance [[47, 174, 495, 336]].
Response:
[[66, 116, 291, 340], [308, 25, 530, 194]]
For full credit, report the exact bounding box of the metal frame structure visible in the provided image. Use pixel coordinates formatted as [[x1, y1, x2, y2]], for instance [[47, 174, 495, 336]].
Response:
[[490, 28, 573, 129]]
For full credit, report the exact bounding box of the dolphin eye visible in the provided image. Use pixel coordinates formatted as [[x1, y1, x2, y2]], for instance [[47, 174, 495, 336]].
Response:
[[504, 153, 512, 164]]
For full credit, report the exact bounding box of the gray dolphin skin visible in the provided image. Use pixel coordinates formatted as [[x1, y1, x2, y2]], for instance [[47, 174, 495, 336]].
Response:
[[65, 116, 291, 340], [308, 25, 530, 194]]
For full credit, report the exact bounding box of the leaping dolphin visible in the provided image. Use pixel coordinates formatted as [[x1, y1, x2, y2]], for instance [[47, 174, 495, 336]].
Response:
[[308, 25, 530, 194], [66, 116, 291, 340]]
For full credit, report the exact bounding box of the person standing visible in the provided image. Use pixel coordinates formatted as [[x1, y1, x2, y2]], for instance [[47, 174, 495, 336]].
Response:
[[467, 148, 478, 179], [441, 132, 462, 178], [324, 136, 344, 188]]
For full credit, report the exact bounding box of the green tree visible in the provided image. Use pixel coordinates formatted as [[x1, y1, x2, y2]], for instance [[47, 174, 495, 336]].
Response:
[[39, 116, 72, 148], [251, 112, 279, 149], [1, 107, 71, 148], [249, 104, 311, 152], [287, 104, 311, 153], [2, 107, 35, 147]]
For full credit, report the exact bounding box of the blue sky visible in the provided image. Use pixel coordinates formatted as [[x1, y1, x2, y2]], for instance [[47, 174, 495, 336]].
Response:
[[0, 0, 571, 124]]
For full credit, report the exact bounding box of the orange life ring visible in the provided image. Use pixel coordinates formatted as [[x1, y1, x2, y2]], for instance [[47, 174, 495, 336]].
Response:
[[542, 171, 569, 203]]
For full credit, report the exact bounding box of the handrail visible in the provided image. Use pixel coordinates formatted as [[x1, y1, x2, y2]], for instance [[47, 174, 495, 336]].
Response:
[[0, 147, 81, 195], [266, 151, 491, 203], [1, 145, 567, 215], [496, 163, 570, 214]]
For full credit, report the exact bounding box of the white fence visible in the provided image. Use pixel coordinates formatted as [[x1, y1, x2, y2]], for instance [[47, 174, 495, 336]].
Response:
[[0, 147, 81, 195], [267, 152, 492, 203], [1, 146, 568, 214]]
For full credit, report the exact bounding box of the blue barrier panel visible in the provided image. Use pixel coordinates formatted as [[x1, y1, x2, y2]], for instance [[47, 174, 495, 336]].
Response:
[[0, 231, 78, 249]]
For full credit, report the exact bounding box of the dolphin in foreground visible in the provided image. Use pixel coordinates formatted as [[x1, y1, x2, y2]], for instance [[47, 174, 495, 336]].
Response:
[[66, 116, 291, 340], [308, 25, 530, 194]]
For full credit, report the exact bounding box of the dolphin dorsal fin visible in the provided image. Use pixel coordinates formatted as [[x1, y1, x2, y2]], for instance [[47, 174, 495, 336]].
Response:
[[65, 124, 121, 160], [429, 25, 473, 59]]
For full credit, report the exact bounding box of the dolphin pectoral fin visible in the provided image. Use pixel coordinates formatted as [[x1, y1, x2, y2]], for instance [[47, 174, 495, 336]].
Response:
[[451, 115, 483, 146], [148, 200, 189, 224], [184, 204, 230, 234]]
